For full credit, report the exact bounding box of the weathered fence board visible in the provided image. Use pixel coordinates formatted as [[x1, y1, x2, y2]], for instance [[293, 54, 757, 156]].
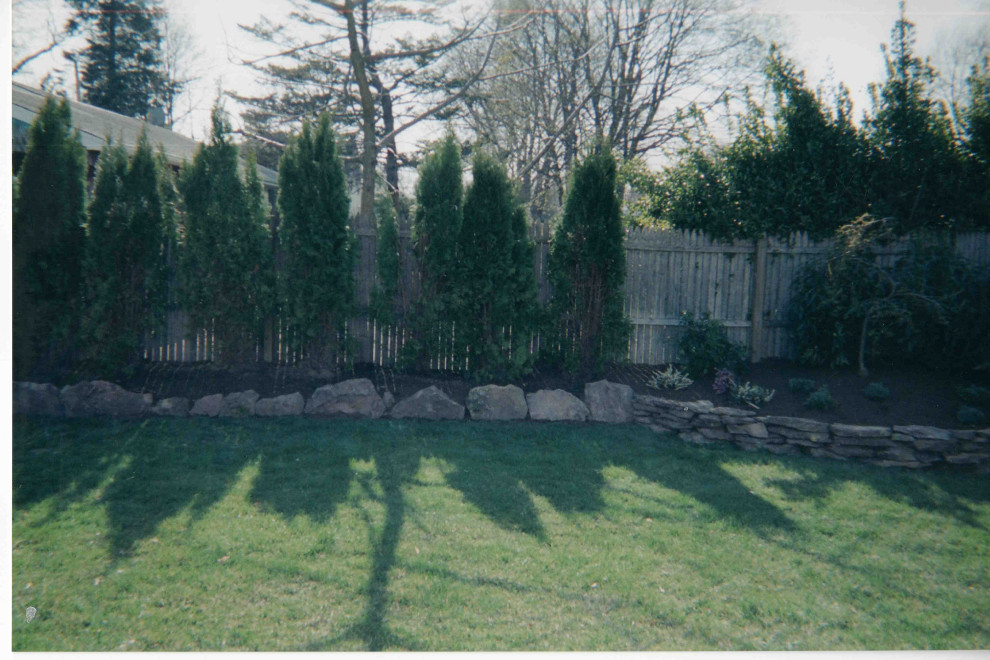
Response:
[[144, 225, 990, 368]]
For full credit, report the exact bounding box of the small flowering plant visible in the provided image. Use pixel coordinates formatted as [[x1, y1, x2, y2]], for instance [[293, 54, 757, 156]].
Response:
[[712, 368, 734, 395]]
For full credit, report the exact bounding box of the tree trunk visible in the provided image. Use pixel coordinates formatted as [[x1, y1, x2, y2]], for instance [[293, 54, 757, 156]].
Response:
[[343, 0, 377, 229]]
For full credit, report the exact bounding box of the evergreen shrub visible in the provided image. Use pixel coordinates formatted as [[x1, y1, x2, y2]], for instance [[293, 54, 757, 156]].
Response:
[[677, 312, 745, 378], [456, 151, 537, 379], [81, 134, 174, 374], [277, 113, 354, 368], [178, 106, 274, 365], [804, 386, 836, 410], [403, 135, 463, 371], [547, 144, 630, 374], [12, 96, 87, 377]]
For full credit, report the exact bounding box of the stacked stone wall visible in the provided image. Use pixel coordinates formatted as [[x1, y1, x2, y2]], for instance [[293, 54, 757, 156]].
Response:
[[632, 394, 990, 470], [13, 381, 989, 471]]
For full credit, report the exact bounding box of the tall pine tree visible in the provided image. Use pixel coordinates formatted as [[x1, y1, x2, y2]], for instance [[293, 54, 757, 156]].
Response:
[[81, 133, 173, 374], [456, 152, 537, 378], [548, 143, 630, 375], [178, 106, 274, 364], [67, 0, 169, 118], [12, 96, 87, 377], [276, 113, 355, 368]]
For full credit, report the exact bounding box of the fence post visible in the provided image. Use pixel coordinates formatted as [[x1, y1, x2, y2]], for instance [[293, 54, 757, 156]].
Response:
[[750, 237, 768, 363], [263, 316, 274, 362]]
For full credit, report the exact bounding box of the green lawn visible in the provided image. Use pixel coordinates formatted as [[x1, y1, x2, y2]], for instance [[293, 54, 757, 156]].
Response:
[[11, 416, 990, 651]]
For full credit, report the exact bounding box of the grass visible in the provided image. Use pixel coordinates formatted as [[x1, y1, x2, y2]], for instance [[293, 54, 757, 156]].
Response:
[[12, 416, 990, 651]]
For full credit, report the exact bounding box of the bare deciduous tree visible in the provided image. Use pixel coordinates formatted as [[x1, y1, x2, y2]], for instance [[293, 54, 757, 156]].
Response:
[[235, 0, 523, 226], [12, 0, 69, 74], [455, 0, 769, 220]]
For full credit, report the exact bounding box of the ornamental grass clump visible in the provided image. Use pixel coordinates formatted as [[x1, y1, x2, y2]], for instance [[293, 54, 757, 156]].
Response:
[[648, 365, 694, 391], [732, 381, 776, 409]]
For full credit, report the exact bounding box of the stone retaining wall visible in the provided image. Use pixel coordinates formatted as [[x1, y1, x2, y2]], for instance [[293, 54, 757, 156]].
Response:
[[633, 394, 990, 470], [13, 380, 989, 471]]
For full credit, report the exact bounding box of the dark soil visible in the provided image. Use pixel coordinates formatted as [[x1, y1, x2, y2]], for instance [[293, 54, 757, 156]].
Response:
[[71, 358, 990, 430]]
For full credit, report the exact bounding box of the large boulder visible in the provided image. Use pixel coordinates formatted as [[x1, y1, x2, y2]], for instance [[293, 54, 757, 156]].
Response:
[[190, 394, 223, 417], [13, 382, 63, 416], [526, 389, 589, 422], [255, 392, 305, 417], [305, 378, 386, 418], [390, 386, 465, 420], [219, 390, 260, 417], [466, 384, 528, 421], [152, 397, 190, 417], [584, 380, 634, 423], [60, 381, 151, 418]]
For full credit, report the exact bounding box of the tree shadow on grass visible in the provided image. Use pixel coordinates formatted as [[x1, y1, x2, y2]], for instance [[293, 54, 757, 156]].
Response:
[[248, 423, 359, 523], [14, 418, 130, 515], [764, 459, 990, 530], [610, 435, 799, 537], [303, 435, 424, 651], [100, 420, 260, 556]]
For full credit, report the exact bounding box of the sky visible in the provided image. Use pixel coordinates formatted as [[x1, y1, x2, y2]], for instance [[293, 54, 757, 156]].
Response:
[[9, 0, 990, 150]]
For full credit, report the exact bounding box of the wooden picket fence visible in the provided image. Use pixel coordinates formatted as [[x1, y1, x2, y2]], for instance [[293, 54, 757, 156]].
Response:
[[144, 219, 990, 367]]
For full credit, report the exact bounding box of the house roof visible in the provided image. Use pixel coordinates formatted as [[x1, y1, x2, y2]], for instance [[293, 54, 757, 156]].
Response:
[[12, 82, 278, 189]]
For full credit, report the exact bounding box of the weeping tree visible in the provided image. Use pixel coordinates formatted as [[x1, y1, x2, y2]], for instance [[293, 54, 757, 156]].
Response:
[[277, 113, 355, 368], [178, 106, 274, 364], [456, 151, 537, 378], [12, 96, 87, 377], [547, 143, 630, 375], [81, 133, 173, 374]]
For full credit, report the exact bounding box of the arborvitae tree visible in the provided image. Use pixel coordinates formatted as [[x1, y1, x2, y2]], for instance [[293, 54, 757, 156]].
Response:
[[403, 135, 463, 370], [66, 0, 170, 118], [178, 106, 274, 364], [12, 96, 87, 377], [81, 133, 173, 374], [865, 10, 973, 231], [456, 151, 537, 378], [548, 144, 630, 375], [276, 113, 354, 368], [370, 195, 400, 327]]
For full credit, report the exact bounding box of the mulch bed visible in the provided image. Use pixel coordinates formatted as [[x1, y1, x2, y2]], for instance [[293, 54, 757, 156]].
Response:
[[53, 358, 985, 431]]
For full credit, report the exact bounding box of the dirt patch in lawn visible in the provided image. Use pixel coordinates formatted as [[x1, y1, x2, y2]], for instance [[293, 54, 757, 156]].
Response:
[[62, 358, 986, 431]]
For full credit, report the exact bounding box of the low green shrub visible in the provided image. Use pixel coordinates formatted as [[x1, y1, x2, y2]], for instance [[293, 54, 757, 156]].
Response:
[[956, 405, 987, 426], [788, 378, 817, 394], [805, 386, 836, 410], [862, 382, 890, 402], [957, 385, 990, 407], [678, 312, 746, 378], [648, 365, 694, 391]]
